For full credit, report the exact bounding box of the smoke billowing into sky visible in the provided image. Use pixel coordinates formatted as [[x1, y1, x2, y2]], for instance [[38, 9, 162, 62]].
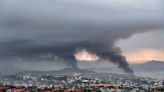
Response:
[[0, 0, 164, 74]]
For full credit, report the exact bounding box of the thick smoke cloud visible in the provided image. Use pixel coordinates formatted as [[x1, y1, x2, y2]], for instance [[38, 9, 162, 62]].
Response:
[[0, 0, 164, 74]]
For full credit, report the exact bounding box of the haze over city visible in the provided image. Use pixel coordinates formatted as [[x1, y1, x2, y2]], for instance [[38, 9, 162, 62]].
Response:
[[0, 0, 164, 79]]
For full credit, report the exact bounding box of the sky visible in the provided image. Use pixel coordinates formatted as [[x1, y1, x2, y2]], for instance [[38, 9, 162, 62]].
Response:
[[0, 0, 164, 74], [117, 30, 164, 64]]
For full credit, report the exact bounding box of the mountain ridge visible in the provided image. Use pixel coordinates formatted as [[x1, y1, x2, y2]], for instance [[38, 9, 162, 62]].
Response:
[[132, 60, 164, 72]]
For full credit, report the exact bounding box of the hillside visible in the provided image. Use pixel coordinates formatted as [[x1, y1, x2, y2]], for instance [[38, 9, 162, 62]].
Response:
[[132, 60, 164, 72]]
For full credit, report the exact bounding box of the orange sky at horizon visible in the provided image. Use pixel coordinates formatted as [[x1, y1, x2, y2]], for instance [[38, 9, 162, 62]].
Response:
[[73, 48, 164, 65], [124, 48, 164, 64]]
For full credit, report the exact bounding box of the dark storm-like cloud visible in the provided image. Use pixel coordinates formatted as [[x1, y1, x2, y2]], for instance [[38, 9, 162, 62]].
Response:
[[0, 0, 164, 74]]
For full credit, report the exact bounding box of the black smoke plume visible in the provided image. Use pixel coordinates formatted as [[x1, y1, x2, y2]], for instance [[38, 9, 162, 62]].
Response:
[[0, 0, 164, 74]]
